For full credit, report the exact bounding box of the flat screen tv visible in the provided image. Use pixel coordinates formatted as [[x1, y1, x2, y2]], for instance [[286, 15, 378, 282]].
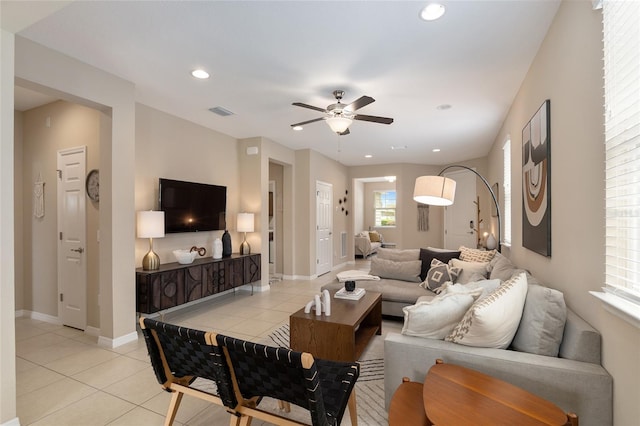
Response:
[[159, 178, 227, 233]]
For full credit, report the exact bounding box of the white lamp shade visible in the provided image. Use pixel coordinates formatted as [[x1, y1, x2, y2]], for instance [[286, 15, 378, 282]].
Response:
[[326, 116, 352, 133], [413, 176, 456, 206], [237, 212, 254, 233], [137, 211, 165, 238]]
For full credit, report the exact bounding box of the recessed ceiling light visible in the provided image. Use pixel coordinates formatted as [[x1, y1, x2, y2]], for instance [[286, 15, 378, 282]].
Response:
[[433, 148, 441, 152], [436, 104, 452, 110], [365, 154, 373, 158], [191, 69, 210, 79], [390, 145, 407, 150], [292, 125, 303, 131], [420, 3, 446, 21]]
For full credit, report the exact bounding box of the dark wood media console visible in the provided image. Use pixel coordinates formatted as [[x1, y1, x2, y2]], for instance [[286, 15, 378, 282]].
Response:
[[136, 253, 261, 314]]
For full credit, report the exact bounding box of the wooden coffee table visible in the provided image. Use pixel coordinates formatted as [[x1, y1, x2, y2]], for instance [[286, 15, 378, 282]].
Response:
[[422, 360, 574, 426], [289, 290, 382, 362]]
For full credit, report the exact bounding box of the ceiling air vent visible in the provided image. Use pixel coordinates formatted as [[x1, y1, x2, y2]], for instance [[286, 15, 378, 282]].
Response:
[[208, 106, 234, 117]]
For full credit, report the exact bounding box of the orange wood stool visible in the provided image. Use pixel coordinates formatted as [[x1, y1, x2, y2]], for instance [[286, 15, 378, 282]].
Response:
[[389, 377, 429, 426]]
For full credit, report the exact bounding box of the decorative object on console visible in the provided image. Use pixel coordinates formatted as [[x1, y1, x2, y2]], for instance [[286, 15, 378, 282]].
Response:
[[173, 249, 197, 265], [222, 230, 232, 256], [414, 165, 502, 252], [212, 239, 222, 259], [137, 210, 165, 270], [190, 246, 207, 256], [522, 99, 551, 257], [237, 212, 254, 255]]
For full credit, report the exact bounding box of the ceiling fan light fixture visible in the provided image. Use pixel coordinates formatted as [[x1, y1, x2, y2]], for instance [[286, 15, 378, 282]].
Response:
[[326, 116, 352, 134], [420, 3, 446, 21], [191, 69, 210, 79]]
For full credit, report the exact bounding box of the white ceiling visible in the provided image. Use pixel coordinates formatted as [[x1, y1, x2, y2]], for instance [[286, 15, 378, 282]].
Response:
[[9, 0, 560, 166]]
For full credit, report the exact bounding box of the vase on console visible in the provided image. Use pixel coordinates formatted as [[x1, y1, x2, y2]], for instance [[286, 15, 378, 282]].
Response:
[[222, 230, 232, 256]]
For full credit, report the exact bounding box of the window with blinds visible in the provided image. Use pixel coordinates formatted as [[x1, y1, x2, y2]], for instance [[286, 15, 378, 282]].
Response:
[[374, 190, 396, 227], [603, 0, 640, 304], [503, 139, 512, 246]]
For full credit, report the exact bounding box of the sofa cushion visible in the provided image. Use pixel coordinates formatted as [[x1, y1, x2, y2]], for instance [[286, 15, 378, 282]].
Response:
[[370, 257, 422, 282], [488, 252, 517, 281], [419, 248, 461, 281], [421, 259, 461, 293], [445, 272, 528, 349], [459, 246, 497, 263], [443, 279, 501, 300], [449, 258, 489, 284], [377, 248, 420, 261], [401, 288, 483, 339], [511, 284, 567, 357], [369, 231, 382, 242]]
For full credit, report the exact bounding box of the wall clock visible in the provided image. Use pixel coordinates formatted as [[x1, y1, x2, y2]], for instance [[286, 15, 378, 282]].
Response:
[[86, 169, 99, 202]]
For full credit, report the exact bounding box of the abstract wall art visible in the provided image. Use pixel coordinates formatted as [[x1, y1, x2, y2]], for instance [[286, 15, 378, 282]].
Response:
[[522, 99, 551, 257]]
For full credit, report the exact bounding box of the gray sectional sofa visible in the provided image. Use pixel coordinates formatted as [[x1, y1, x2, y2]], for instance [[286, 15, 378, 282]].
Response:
[[322, 247, 613, 426]]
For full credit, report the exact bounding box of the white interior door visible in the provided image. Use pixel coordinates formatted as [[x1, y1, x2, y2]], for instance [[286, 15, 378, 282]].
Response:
[[316, 181, 332, 276], [444, 169, 477, 250], [57, 147, 87, 330]]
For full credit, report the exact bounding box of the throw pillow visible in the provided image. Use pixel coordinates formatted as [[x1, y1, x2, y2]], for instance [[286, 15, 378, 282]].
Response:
[[445, 272, 528, 349], [511, 284, 567, 356], [377, 248, 420, 262], [401, 288, 483, 339], [459, 246, 497, 263], [369, 257, 422, 282], [449, 258, 489, 284], [369, 231, 382, 242], [421, 259, 461, 293], [488, 252, 516, 281], [443, 279, 501, 300], [419, 248, 461, 281]]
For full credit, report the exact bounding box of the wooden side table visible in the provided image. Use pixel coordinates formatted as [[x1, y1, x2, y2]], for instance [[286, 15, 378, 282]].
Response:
[[389, 377, 429, 426], [423, 360, 576, 426]]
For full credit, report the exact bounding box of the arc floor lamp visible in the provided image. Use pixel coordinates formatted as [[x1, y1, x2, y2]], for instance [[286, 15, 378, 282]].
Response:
[[413, 165, 501, 252]]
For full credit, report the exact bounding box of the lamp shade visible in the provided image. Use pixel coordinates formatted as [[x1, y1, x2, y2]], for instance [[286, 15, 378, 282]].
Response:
[[237, 212, 254, 233], [137, 211, 165, 238], [413, 176, 456, 206], [326, 116, 352, 134]]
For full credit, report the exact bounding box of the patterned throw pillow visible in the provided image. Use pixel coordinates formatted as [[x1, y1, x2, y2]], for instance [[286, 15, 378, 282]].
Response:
[[445, 272, 528, 349], [420, 259, 461, 293], [459, 246, 497, 263]]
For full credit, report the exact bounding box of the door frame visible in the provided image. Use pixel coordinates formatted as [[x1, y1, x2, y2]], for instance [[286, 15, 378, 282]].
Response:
[[315, 180, 333, 276]]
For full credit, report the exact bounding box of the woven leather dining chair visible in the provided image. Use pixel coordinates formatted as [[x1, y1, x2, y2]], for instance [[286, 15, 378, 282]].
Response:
[[139, 317, 239, 426], [216, 333, 360, 426]]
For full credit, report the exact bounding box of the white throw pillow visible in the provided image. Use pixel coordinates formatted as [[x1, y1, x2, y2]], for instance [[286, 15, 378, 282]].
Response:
[[449, 258, 489, 284], [442, 279, 501, 300], [402, 288, 483, 339], [445, 272, 528, 349]]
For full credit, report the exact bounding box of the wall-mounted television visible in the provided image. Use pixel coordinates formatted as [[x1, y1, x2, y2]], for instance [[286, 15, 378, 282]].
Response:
[[159, 178, 227, 233]]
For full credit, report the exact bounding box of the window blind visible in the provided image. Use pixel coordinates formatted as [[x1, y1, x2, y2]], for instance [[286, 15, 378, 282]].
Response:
[[503, 140, 512, 245], [603, 0, 640, 301]]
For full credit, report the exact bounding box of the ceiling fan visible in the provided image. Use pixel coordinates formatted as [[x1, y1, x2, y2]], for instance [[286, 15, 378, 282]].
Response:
[[291, 90, 394, 135]]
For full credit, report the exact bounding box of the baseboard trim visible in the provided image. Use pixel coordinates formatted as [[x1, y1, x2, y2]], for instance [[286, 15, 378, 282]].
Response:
[[14, 309, 25, 318], [84, 326, 101, 337], [22, 310, 62, 325], [98, 331, 138, 349], [1, 417, 21, 426]]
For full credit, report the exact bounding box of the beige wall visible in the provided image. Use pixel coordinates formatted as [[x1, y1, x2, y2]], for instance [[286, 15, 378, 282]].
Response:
[[14, 111, 24, 312], [19, 101, 102, 327], [134, 103, 241, 266], [487, 1, 639, 423]]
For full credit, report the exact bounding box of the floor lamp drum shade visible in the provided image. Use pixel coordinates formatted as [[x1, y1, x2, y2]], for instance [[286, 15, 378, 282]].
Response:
[[137, 211, 165, 270], [237, 212, 254, 255], [413, 176, 456, 206]]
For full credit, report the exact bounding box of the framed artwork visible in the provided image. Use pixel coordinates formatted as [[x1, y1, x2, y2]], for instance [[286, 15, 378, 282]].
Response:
[[491, 183, 499, 217], [522, 99, 551, 257]]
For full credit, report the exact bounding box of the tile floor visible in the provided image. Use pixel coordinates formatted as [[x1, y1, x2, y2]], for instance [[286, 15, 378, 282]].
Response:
[[15, 260, 378, 426]]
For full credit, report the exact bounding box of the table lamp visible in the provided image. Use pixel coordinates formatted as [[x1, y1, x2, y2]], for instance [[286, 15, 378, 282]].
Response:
[[237, 212, 254, 255], [137, 210, 165, 270]]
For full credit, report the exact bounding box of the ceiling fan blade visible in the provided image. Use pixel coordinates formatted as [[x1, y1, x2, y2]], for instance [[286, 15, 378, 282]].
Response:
[[345, 96, 375, 111], [353, 114, 394, 125], [290, 117, 325, 127], [339, 128, 351, 136], [292, 102, 327, 113]]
